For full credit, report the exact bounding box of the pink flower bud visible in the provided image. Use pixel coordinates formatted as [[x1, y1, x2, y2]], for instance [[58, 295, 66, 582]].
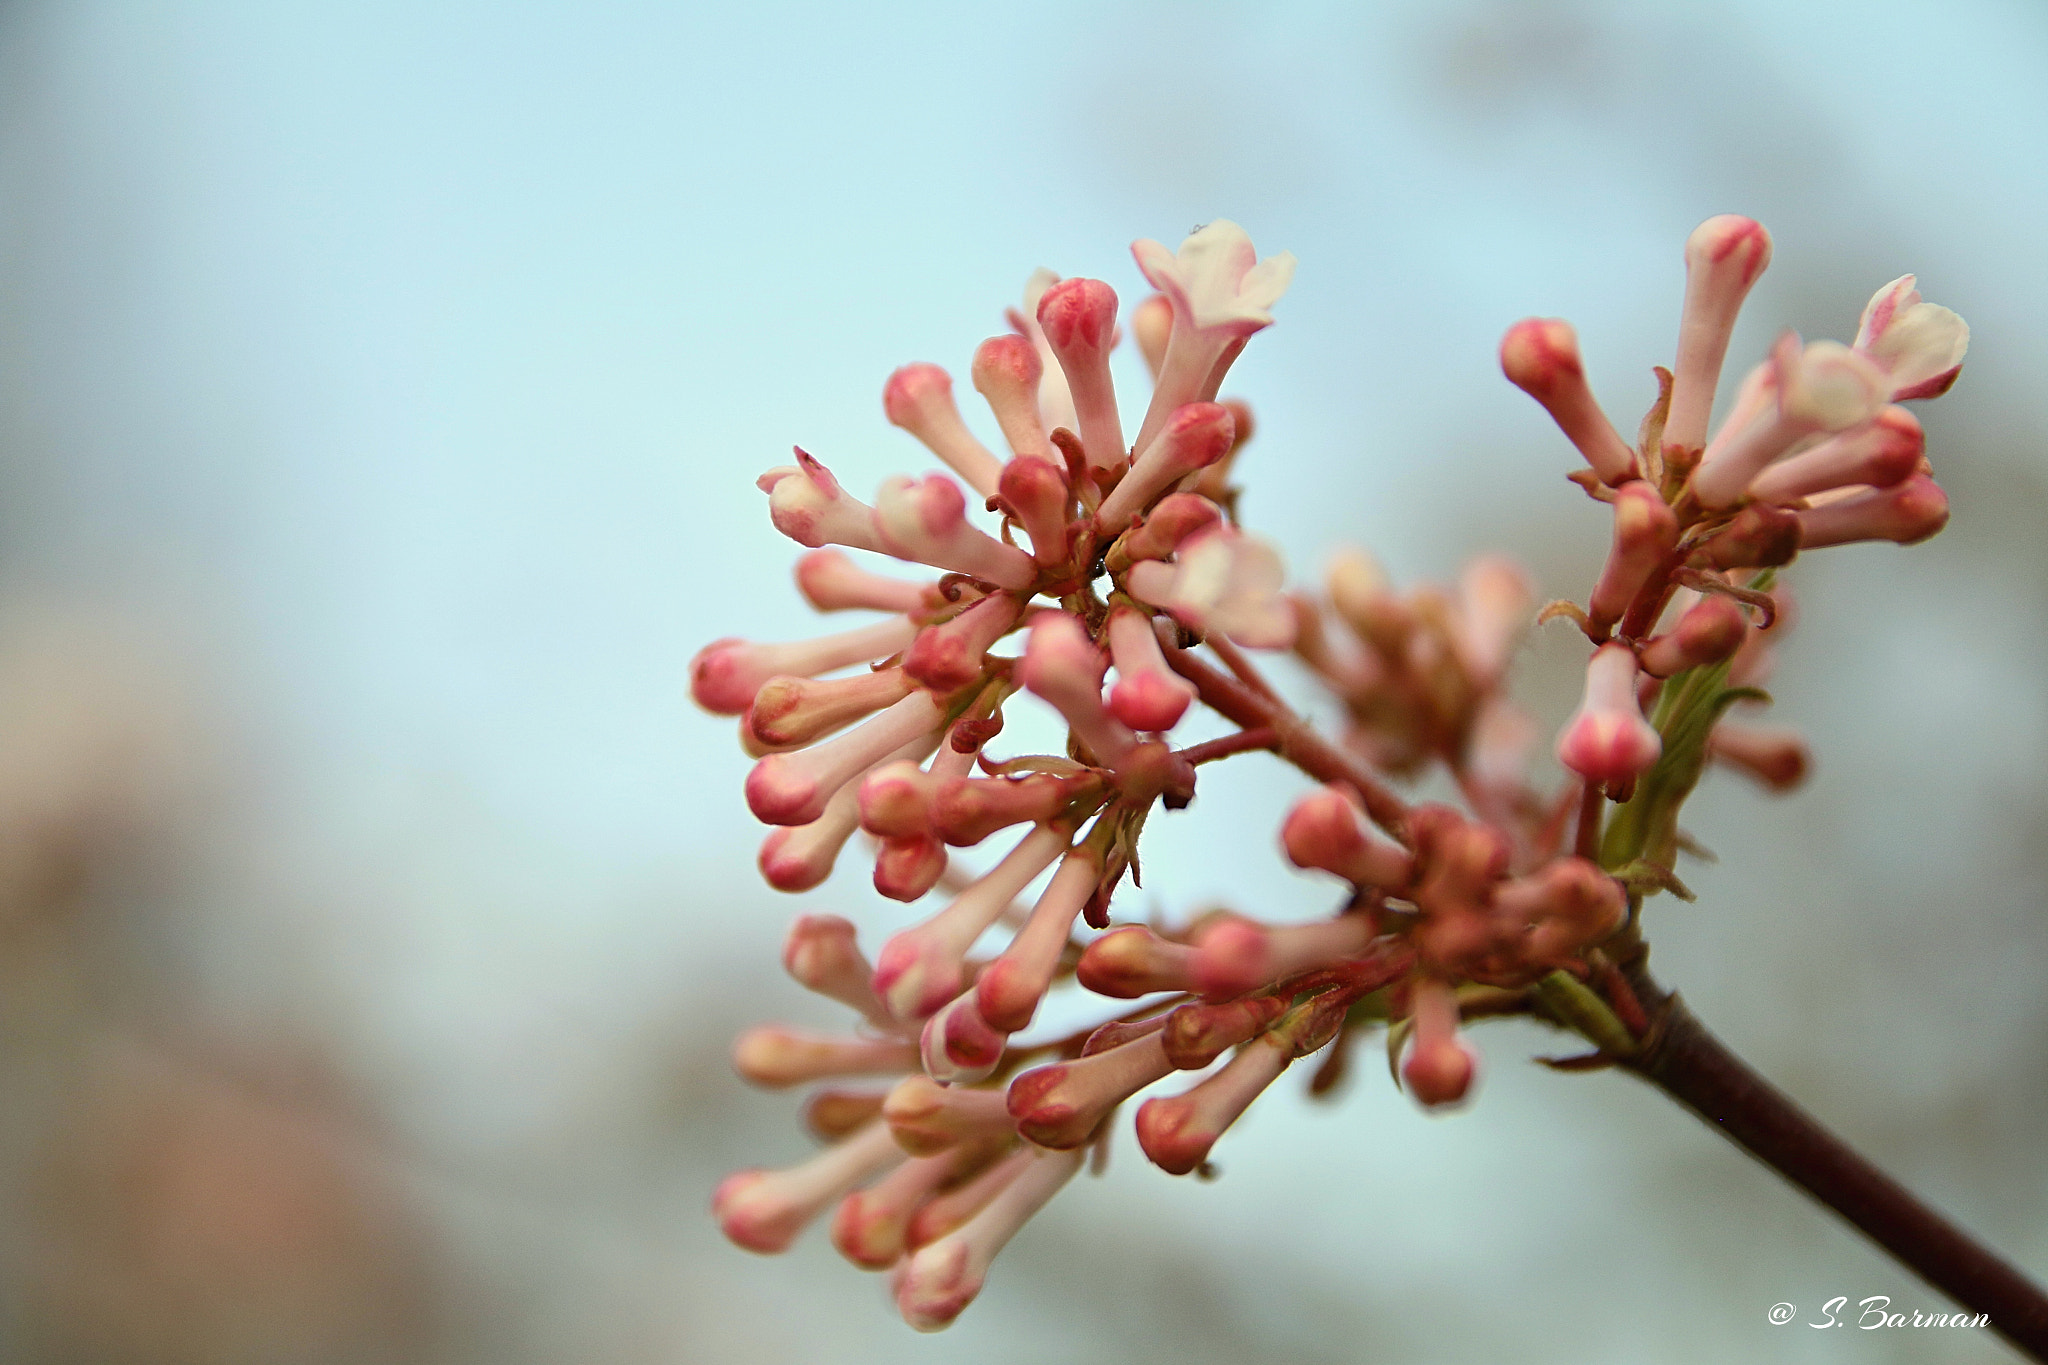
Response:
[[1036, 276, 1127, 469], [1453, 555, 1535, 685], [1400, 978, 1477, 1109], [1493, 857, 1626, 965], [970, 334, 1053, 465], [1795, 474, 1948, 548], [884, 363, 1004, 498], [872, 824, 1070, 1021], [713, 1120, 904, 1254], [747, 667, 917, 749], [1125, 526, 1294, 650], [1710, 721, 1810, 791], [746, 691, 945, 825], [1006, 1030, 1174, 1148], [1191, 913, 1377, 1001], [874, 473, 1038, 589], [874, 833, 948, 903], [793, 547, 935, 615], [758, 781, 863, 893], [1666, 215, 1773, 454], [1588, 481, 1679, 637], [1692, 502, 1802, 571], [762, 450, 892, 553], [904, 1144, 1029, 1251], [1692, 335, 1890, 509], [1638, 596, 1747, 678], [782, 914, 895, 1030], [803, 1089, 888, 1142], [1075, 924, 1197, 997], [1854, 275, 1968, 401], [859, 758, 942, 839], [691, 616, 917, 714], [732, 1026, 920, 1090], [1136, 1032, 1292, 1175], [920, 990, 1008, 1085], [903, 593, 1026, 694], [883, 1076, 1017, 1156], [997, 455, 1073, 566], [926, 771, 1098, 847], [1120, 492, 1224, 562], [1095, 402, 1235, 533], [894, 1146, 1083, 1331], [975, 845, 1101, 1032], [1104, 604, 1195, 732], [1019, 611, 1135, 765], [1280, 784, 1414, 888], [1131, 293, 1172, 377], [1499, 318, 1637, 486], [1555, 644, 1661, 786], [1748, 406, 1922, 506], [1161, 994, 1290, 1070], [831, 1149, 961, 1270]]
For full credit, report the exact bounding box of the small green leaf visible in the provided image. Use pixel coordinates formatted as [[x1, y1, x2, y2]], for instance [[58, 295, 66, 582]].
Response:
[[1532, 970, 1638, 1058]]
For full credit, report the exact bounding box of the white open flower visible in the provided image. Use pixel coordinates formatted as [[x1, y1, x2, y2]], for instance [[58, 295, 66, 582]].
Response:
[[1854, 274, 1969, 400], [1131, 219, 1297, 336], [1126, 526, 1295, 649]]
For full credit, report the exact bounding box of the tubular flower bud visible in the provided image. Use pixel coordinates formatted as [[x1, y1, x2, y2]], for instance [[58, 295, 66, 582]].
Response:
[[758, 779, 864, 893], [1075, 924, 1198, 997], [804, 1089, 889, 1142], [1019, 611, 1136, 764], [1106, 605, 1196, 732], [1795, 473, 1949, 548], [1128, 221, 1295, 457], [1280, 784, 1415, 888], [997, 455, 1073, 566], [762, 450, 892, 553], [1131, 292, 1172, 377], [904, 1144, 1028, 1250], [874, 833, 948, 903], [747, 667, 917, 749], [733, 1026, 920, 1090], [1406, 806, 1514, 976], [1665, 215, 1773, 454], [691, 617, 917, 715], [975, 845, 1103, 1032], [872, 823, 1070, 1021], [1082, 1014, 1170, 1056], [1095, 401, 1235, 533], [971, 334, 1053, 464], [1162, 994, 1291, 1070], [1498, 318, 1637, 486], [1494, 857, 1627, 967], [1190, 912, 1377, 1002], [1555, 643, 1661, 787], [794, 548, 936, 615], [713, 1120, 904, 1255], [781, 914, 896, 1031], [1401, 977, 1477, 1109], [1125, 526, 1295, 650], [1710, 721, 1811, 792], [1014, 269, 1080, 438], [919, 990, 1008, 1085], [1748, 406, 1923, 505], [1692, 502, 1801, 571], [1588, 481, 1679, 637], [859, 758, 944, 839], [1137, 1030, 1292, 1175], [903, 593, 1026, 694], [745, 691, 946, 825], [928, 771, 1100, 847], [1036, 276, 1126, 469], [1638, 596, 1748, 678], [894, 1146, 1084, 1332], [1006, 1030, 1174, 1148], [1326, 547, 1411, 657], [874, 473, 1037, 589], [883, 1076, 1017, 1157], [1854, 275, 1969, 401], [1691, 335, 1890, 509], [1118, 492, 1224, 563], [884, 363, 1004, 498], [831, 1149, 963, 1270], [1454, 555, 1535, 686]]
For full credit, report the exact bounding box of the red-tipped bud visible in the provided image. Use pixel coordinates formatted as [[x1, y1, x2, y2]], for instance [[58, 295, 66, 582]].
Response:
[[1748, 406, 1923, 505], [1095, 402, 1236, 532], [691, 617, 917, 715], [883, 1076, 1017, 1157], [1190, 913, 1378, 1001], [920, 990, 1008, 1085], [732, 1026, 919, 1090], [1588, 481, 1679, 636], [714, 1121, 903, 1255], [1795, 474, 1949, 548], [1693, 502, 1802, 571], [747, 667, 916, 748], [971, 334, 1052, 463], [903, 593, 1025, 694], [757, 781, 863, 892], [1005, 1032, 1173, 1149], [781, 914, 893, 1027], [1666, 215, 1773, 453], [831, 1150, 959, 1270], [1075, 924, 1196, 997], [1019, 611, 1135, 765], [884, 363, 1004, 497], [998, 455, 1073, 566], [1555, 644, 1661, 787], [874, 473, 1037, 589], [1119, 493, 1224, 563], [1638, 596, 1748, 678], [1161, 994, 1290, 1070], [894, 1147, 1083, 1331], [1105, 604, 1195, 731], [744, 692, 945, 825], [1137, 1032, 1292, 1175], [1499, 318, 1637, 486], [793, 548, 935, 615], [1709, 721, 1811, 791], [874, 833, 948, 903], [1281, 784, 1414, 889], [1037, 277, 1127, 469]]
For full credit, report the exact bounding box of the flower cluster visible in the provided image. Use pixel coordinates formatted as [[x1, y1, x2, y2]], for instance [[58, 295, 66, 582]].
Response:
[[694, 217, 1966, 1330]]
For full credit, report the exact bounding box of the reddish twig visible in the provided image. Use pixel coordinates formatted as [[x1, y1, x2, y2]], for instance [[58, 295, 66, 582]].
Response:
[[1177, 726, 1281, 766]]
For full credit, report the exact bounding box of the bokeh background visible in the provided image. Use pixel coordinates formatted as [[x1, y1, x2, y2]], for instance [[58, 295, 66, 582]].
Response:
[[0, 1, 2043, 1361]]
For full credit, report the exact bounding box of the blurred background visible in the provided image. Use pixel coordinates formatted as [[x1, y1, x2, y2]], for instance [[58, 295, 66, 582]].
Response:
[[0, 1, 2043, 1361]]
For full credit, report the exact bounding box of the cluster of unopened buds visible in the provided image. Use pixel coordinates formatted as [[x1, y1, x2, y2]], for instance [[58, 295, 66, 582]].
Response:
[[692, 216, 1967, 1330]]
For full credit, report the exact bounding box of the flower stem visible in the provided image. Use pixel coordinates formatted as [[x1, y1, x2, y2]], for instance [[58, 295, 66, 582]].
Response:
[[1621, 968, 2048, 1360]]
